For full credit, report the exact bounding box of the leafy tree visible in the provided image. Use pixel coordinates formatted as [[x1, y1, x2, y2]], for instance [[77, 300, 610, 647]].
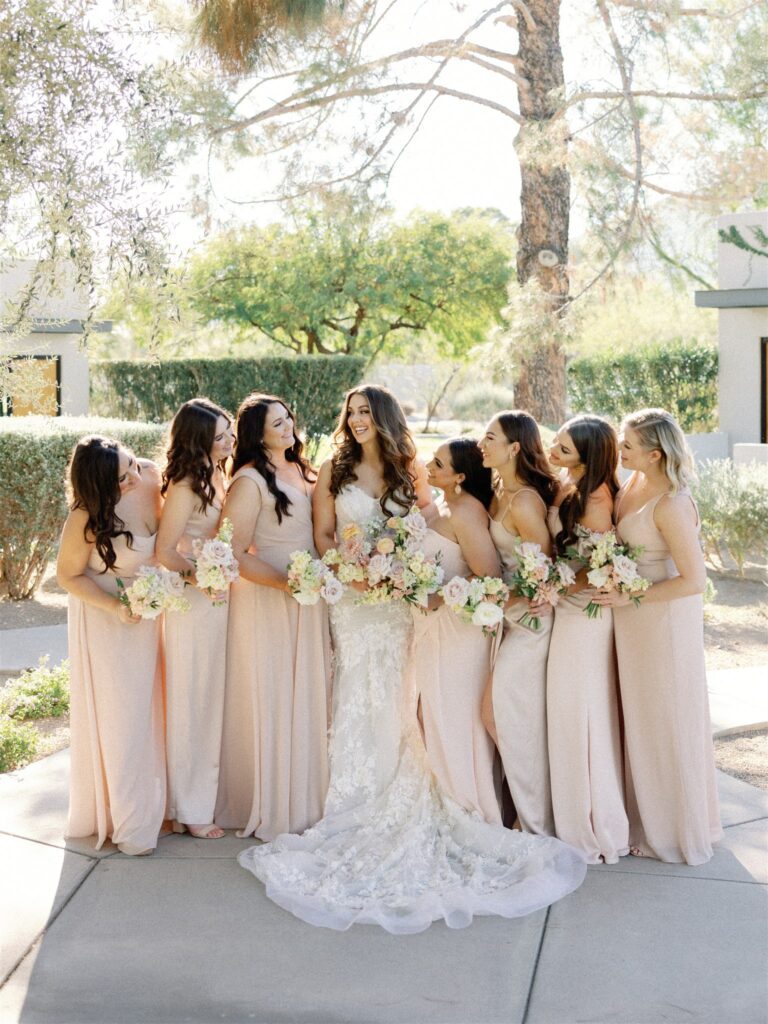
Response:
[[190, 0, 767, 421], [186, 205, 512, 364]]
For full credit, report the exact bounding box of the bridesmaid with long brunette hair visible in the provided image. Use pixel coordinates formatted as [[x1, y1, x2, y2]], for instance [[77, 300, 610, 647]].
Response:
[[414, 438, 502, 822], [215, 393, 332, 840], [546, 414, 629, 864], [593, 408, 721, 864], [479, 411, 558, 835], [57, 436, 165, 855], [156, 398, 233, 840]]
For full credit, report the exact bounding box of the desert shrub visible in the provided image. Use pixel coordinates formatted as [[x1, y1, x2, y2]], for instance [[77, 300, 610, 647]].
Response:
[[0, 658, 70, 720], [90, 355, 365, 441], [568, 342, 718, 431], [0, 416, 165, 599], [0, 717, 39, 773], [449, 384, 516, 423], [694, 460, 768, 574]]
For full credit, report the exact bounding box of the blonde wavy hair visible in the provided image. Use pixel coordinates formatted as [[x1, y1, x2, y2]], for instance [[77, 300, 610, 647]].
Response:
[[622, 408, 697, 493]]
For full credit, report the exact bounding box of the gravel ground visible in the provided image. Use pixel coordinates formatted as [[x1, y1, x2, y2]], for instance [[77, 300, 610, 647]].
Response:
[[715, 729, 768, 791]]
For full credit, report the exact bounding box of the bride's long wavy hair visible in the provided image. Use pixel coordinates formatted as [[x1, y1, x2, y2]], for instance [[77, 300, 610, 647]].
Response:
[[232, 392, 315, 524], [67, 435, 133, 573], [330, 385, 416, 515]]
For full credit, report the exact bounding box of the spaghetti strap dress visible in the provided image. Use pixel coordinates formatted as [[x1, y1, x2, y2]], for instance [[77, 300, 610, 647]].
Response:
[[614, 482, 721, 864], [489, 489, 554, 835]]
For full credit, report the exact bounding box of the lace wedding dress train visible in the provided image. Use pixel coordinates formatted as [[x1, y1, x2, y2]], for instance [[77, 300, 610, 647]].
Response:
[[238, 486, 586, 934]]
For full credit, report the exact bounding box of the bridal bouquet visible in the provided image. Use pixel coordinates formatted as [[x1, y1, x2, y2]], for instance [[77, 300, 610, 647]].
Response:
[[505, 542, 576, 630], [116, 565, 191, 619], [322, 510, 443, 607], [566, 528, 650, 619], [287, 549, 344, 606], [440, 575, 509, 636], [192, 518, 240, 605]]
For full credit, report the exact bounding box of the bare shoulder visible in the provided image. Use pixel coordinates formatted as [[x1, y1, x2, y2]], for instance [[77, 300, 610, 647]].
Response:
[[316, 458, 334, 484], [513, 489, 546, 516], [655, 491, 698, 529], [589, 483, 614, 508], [60, 505, 91, 546], [454, 494, 490, 529]]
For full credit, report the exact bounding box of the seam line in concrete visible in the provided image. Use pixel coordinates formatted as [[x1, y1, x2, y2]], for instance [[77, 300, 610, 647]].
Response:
[[0, 828, 98, 861], [521, 905, 550, 1024], [723, 815, 768, 829], [601, 868, 764, 886], [0, 856, 98, 990]]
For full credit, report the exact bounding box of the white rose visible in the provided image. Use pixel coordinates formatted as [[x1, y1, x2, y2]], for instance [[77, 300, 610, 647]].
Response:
[[321, 576, 344, 605], [293, 591, 320, 606], [472, 602, 504, 627], [587, 566, 611, 589], [612, 554, 639, 586]]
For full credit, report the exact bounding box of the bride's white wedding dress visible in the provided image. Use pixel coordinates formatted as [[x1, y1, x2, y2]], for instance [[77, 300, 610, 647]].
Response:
[[238, 485, 586, 934]]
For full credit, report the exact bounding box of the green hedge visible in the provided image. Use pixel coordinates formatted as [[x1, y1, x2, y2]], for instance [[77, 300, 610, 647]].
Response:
[[90, 355, 365, 440], [567, 342, 718, 431], [0, 417, 166, 599]]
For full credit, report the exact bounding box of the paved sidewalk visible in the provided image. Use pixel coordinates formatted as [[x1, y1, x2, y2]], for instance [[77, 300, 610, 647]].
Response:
[[0, 751, 766, 1023]]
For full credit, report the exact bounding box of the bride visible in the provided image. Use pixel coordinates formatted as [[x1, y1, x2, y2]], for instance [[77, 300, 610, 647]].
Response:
[[238, 385, 586, 934]]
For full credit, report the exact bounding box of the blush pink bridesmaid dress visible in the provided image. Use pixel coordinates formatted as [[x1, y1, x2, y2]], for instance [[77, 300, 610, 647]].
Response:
[[164, 494, 227, 828], [410, 528, 501, 824], [614, 484, 722, 864], [215, 468, 332, 840], [67, 533, 166, 854], [545, 508, 629, 864]]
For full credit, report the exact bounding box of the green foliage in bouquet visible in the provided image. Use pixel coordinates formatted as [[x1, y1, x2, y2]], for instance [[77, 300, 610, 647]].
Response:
[[0, 417, 165, 599]]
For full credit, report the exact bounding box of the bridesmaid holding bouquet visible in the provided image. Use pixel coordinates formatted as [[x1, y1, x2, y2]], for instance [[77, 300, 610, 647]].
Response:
[[57, 436, 166, 855], [593, 408, 721, 864], [156, 399, 234, 840], [215, 393, 332, 840], [546, 415, 629, 864]]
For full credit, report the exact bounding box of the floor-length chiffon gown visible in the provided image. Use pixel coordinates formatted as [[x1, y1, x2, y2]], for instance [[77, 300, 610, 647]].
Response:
[[489, 490, 554, 836], [215, 467, 331, 840], [545, 508, 629, 865], [237, 485, 586, 934], [614, 483, 721, 864], [411, 528, 500, 823], [67, 534, 166, 854], [165, 494, 227, 826]]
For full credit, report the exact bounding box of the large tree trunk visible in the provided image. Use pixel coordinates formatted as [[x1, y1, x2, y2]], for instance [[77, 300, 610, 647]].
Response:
[[513, 0, 569, 425]]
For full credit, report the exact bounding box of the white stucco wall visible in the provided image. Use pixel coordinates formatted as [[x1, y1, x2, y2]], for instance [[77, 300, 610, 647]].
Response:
[[717, 306, 767, 446]]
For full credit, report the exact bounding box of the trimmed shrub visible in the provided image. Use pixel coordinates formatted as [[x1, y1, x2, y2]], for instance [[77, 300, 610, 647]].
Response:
[[0, 658, 70, 720], [568, 342, 718, 431], [694, 460, 768, 574], [90, 355, 365, 441], [0, 416, 166, 599], [449, 384, 516, 423], [0, 717, 39, 773]]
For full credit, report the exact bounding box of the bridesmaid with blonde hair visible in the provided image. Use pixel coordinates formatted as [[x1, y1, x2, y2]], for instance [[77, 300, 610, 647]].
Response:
[[215, 393, 332, 840], [592, 408, 721, 864], [57, 436, 166, 855], [546, 414, 629, 864], [479, 411, 558, 835], [156, 398, 234, 840]]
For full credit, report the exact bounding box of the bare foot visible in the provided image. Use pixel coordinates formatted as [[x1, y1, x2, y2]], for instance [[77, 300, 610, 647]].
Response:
[[186, 823, 225, 839]]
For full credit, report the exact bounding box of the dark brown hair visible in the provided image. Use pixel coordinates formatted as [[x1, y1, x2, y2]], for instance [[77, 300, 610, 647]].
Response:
[[68, 435, 133, 572], [231, 393, 315, 524], [447, 438, 493, 509], [495, 410, 558, 507], [554, 414, 619, 553], [330, 384, 416, 516], [162, 398, 232, 511]]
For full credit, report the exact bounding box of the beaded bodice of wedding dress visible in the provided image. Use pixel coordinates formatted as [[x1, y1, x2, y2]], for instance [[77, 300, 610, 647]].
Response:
[[237, 485, 587, 934]]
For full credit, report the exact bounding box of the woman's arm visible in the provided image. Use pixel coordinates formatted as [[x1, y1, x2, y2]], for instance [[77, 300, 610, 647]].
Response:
[[222, 475, 289, 590], [506, 492, 552, 556], [454, 503, 502, 578], [156, 482, 198, 578], [56, 509, 139, 623], [312, 460, 337, 557]]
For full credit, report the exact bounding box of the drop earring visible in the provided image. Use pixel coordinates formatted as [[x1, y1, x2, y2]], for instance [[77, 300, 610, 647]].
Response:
[[454, 483, 462, 496]]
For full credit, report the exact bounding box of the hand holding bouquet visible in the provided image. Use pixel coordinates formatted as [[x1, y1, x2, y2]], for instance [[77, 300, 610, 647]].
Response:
[[287, 550, 344, 606], [506, 542, 576, 630], [567, 528, 650, 618], [117, 565, 191, 619], [192, 518, 240, 605], [440, 575, 509, 636]]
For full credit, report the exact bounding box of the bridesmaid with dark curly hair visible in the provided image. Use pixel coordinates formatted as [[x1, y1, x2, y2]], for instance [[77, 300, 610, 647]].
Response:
[[156, 398, 234, 840], [215, 393, 332, 839], [57, 436, 166, 855]]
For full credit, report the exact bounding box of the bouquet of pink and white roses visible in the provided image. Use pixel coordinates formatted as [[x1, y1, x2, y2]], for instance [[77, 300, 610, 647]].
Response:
[[192, 518, 240, 605], [287, 549, 344, 606], [440, 575, 509, 636], [117, 565, 191, 619], [566, 527, 650, 618], [322, 509, 443, 607], [505, 542, 576, 630]]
